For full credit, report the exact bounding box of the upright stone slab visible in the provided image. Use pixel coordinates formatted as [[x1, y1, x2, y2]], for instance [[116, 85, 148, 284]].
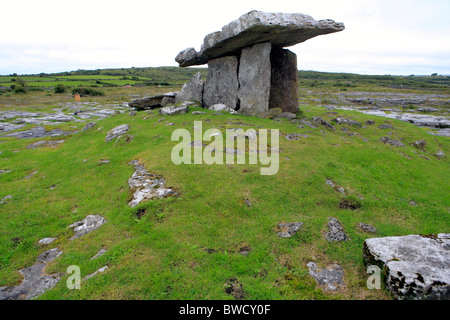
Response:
[[238, 42, 272, 117], [203, 56, 239, 109], [269, 48, 299, 113], [175, 72, 204, 104]]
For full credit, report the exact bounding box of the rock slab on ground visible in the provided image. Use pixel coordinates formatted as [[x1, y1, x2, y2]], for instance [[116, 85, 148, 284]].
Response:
[[363, 233, 450, 300], [68, 215, 106, 240]]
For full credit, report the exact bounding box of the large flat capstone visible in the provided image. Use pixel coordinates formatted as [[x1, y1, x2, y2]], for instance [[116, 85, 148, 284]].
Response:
[[175, 10, 344, 67], [363, 233, 450, 300]]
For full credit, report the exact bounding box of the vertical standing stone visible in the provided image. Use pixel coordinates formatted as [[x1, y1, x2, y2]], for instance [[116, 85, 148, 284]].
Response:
[[269, 48, 299, 113], [175, 72, 204, 104], [203, 56, 239, 109], [238, 42, 272, 117]]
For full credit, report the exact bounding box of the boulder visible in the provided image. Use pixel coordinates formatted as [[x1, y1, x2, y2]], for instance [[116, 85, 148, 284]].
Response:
[[238, 42, 272, 117], [129, 92, 176, 110], [363, 234, 450, 300], [174, 72, 204, 104], [269, 47, 299, 113], [175, 10, 344, 67], [203, 56, 239, 109]]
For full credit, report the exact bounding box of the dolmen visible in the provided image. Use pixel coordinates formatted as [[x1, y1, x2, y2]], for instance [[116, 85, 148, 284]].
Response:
[[130, 10, 345, 117]]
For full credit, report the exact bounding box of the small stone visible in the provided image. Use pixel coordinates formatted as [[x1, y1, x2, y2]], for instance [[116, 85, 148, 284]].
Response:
[[379, 136, 405, 147], [378, 124, 394, 129], [90, 248, 108, 260], [357, 223, 377, 234], [0, 195, 13, 204], [83, 266, 108, 281], [105, 124, 129, 143], [366, 120, 375, 125], [68, 215, 106, 240], [435, 150, 445, 158], [275, 222, 303, 238], [81, 122, 97, 131], [325, 217, 350, 242], [38, 237, 56, 245], [307, 262, 345, 291]]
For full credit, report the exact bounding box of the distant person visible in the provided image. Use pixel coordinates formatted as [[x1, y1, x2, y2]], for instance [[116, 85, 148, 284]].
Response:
[[74, 93, 81, 102]]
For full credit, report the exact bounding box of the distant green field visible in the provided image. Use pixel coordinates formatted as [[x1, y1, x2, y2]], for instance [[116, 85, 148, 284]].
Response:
[[0, 67, 449, 94]]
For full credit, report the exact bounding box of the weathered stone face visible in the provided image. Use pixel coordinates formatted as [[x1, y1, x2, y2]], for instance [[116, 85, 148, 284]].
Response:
[[203, 56, 239, 109], [176, 10, 344, 67], [238, 42, 272, 117], [363, 233, 450, 300], [174, 72, 204, 104], [269, 48, 299, 113]]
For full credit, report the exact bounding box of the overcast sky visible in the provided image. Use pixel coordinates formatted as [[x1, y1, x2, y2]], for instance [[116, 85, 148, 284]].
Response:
[[1, 0, 449, 75]]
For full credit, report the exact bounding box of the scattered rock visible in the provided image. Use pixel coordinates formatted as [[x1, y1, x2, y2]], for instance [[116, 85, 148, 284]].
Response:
[[307, 262, 345, 291], [38, 238, 56, 245], [275, 222, 303, 238], [4, 126, 76, 139], [284, 133, 308, 140], [366, 120, 375, 125], [91, 248, 107, 260], [128, 160, 178, 208], [68, 215, 106, 240], [357, 223, 377, 234], [332, 116, 362, 128], [208, 104, 238, 114], [27, 140, 64, 149], [0, 195, 12, 204], [379, 136, 405, 147], [378, 124, 394, 129], [129, 110, 137, 116], [312, 116, 336, 130], [435, 150, 445, 158], [192, 111, 206, 115], [159, 102, 191, 116], [363, 233, 450, 300], [244, 199, 252, 207], [105, 124, 129, 142], [325, 217, 350, 242], [83, 266, 108, 281]]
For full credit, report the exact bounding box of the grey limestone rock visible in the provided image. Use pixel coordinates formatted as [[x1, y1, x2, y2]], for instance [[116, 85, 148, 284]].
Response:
[[307, 262, 345, 291], [68, 215, 106, 240], [105, 124, 129, 142], [363, 233, 450, 300], [203, 56, 239, 109], [175, 10, 344, 67], [325, 217, 350, 242], [275, 222, 303, 238], [174, 72, 204, 105], [129, 92, 176, 110], [238, 42, 272, 117]]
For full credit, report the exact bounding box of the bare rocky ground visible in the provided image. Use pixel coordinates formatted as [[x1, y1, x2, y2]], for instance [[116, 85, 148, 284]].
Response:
[[300, 89, 450, 137]]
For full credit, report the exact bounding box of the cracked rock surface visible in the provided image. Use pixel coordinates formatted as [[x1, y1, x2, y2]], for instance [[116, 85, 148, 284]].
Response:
[[363, 233, 450, 300]]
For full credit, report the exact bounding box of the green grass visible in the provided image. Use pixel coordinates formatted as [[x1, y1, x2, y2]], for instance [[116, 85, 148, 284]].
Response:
[[0, 86, 448, 300]]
